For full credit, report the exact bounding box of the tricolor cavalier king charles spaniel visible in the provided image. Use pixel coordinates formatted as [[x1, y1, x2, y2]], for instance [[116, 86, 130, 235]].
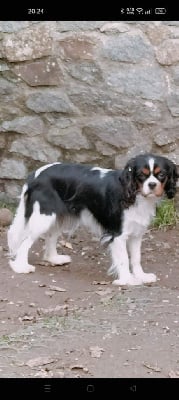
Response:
[[8, 153, 178, 286]]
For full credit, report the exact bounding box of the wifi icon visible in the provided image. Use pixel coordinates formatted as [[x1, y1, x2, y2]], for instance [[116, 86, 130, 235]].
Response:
[[136, 8, 143, 14]]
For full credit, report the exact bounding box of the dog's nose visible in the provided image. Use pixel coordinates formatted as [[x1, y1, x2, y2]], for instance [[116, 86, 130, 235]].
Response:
[[148, 182, 157, 190]]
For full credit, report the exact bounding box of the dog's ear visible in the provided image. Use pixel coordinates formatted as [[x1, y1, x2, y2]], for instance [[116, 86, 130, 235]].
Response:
[[164, 160, 179, 199], [121, 157, 138, 205]]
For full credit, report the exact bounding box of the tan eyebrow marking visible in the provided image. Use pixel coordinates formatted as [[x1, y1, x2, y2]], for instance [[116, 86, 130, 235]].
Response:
[[154, 166, 161, 174], [142, 168, 150, 175]]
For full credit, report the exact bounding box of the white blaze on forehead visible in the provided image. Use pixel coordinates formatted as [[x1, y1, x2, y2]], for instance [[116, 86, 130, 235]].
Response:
[[91, 167, 112, 178], [148, 158, 155, 173], [142, 158, 161, 196], [35, 162, 61, 178]]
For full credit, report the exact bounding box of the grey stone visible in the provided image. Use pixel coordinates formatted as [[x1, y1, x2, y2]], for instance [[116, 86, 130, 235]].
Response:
[[170, 66, 179, 85], [115, 144, 152, 169], [0, 77, 15, 95], [145, 25, 170, 45], [83, 117, 138, 149], [101, 33, 154, 62], [0, 116, 45, 135], [4, 182, 22, 200], [0, 193, 8, 203], [68, 85, 162, 122], [168, 27, 179, 39], [0, 159, 27, 179], [153, 127, 178, 146], [165, 152, 179, 166], [0, 48, 3, 60], [130, 100, 162, 123], [100, 23, 129, 33], [56, 21, 106, 31], [156, 39, 179, 65], [104, 66, 166, 100], [26, 90, 78, 113], [3, 25, 53, 61], [1, 70, 21, 84], [64, 61, 103, 84], [10, 137, 61, 162], [44, 115, 75, 128], [0, 136, 6, 148], [115, 153, 131, 169], [68, 85, 120, 114], [163, 21, 179, 26], [167, 90, 179, 116], [13, 58, 62, 86], [66, 151, 99, 164], [95, 141, 116, 156], [46, 127, 91, 150], [0, 21, 30, 32], [55, 36, 96, 61], [0, 101, 24, 121], [0, 61, 9, 71]]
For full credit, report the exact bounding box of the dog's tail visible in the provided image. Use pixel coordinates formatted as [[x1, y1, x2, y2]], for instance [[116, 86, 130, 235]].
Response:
[[7, 184, 28, 257]]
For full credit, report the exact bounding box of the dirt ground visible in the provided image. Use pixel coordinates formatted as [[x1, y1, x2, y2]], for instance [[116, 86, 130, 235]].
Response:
[[0, 224, 179, 379]]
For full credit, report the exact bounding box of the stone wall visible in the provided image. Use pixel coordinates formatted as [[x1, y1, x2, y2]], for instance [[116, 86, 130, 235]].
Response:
[[0, 21, 179, 202]]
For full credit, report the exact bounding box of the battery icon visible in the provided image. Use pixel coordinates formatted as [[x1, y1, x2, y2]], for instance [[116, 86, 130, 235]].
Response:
[[155, 8, 166, 14]]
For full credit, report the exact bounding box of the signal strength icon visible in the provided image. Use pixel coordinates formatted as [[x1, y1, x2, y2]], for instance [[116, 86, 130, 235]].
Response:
[[145, 9, 152, 14]]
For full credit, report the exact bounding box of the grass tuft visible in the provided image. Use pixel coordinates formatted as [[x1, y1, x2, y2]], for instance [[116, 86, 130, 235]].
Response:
[[152, 198, 179, 229]]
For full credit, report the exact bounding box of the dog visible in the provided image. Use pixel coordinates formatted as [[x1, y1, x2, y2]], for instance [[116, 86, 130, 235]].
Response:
[[7, 153, 178, 286]]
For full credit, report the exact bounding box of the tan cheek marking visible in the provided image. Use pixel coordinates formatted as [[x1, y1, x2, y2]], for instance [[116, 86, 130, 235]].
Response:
[[155, 184, 164, 196], [154, 179, 167, 196], [154, 166, 161, 174], [142, 168, 150, 175]]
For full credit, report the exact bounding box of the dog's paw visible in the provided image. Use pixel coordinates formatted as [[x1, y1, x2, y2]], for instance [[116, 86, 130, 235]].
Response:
[[43, 255, 72, 265], [135, 272, 157, 284], [112, 275, 142, 286], [9, 260, 35, 273]]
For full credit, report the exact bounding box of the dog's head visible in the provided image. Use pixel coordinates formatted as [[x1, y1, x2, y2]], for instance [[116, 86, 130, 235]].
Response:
[[123, 153, 179, 200]]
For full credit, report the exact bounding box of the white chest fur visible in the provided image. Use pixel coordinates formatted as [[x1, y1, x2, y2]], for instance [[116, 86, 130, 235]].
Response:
[[122, 194, 158, 238]]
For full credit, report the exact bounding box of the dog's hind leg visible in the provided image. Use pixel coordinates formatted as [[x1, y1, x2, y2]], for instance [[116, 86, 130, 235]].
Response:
[[7, 184, 28, 258], [43, 225, 71, 265], [9, 201, 56, 273]]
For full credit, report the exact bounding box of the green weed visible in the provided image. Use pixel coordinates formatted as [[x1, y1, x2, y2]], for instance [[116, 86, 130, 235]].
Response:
[[152, 198, 179, 229]]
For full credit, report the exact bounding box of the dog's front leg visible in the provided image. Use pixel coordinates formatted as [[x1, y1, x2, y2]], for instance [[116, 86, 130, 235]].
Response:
[[128, 236, 157, 284], [108, 236, 140, 286]]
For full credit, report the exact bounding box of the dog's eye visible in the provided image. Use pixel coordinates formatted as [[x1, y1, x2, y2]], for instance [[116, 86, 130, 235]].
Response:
[[157, 172, 165, 179], [137, 172, 148, 181]]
